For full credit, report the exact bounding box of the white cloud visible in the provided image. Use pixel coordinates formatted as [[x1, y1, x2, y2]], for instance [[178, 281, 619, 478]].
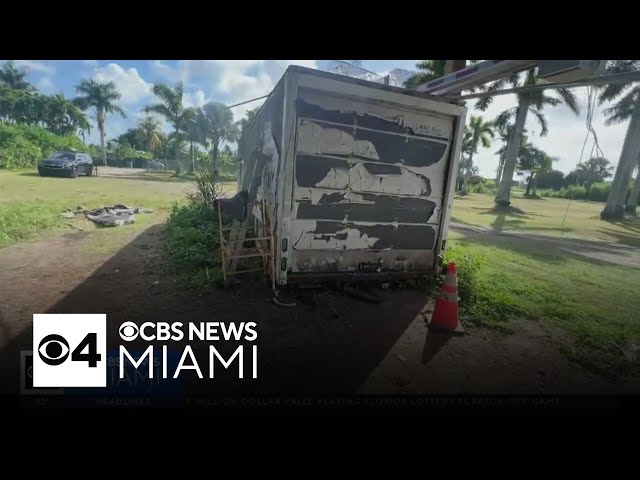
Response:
[[151, 60, 186, 84], [149, 60, 318, 122], [36, 76, 55, 93], [93, 63, 152, 105], [83, 60, 98, 67], [183, 89, 208, 109], [15, 60, 55, 75]]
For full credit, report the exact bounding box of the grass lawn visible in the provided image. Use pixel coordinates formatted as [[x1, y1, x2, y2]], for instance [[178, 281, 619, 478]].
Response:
[[447, 192, 640, 378], [0, 169, 238, 248], [452, 191, 640, 247]]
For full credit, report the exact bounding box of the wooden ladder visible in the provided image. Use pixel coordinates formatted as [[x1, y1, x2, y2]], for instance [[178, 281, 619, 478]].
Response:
[[218, 200, 275, 288]]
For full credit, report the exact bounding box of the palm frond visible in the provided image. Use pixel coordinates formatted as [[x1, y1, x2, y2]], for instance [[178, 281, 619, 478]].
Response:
[[556, 87, 580, 115], [493, 108, 517, 132], [603, 96, 636, 125], [151, 83, 179, 108], [530, 108, 549, 136], [144, 103, 173, 119]]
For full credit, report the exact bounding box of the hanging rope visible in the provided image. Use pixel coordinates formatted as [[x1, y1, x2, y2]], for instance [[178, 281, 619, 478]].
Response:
[[560, 86, 604, 236]]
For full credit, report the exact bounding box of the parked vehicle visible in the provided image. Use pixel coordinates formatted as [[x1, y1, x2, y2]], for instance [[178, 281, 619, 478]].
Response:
[[38, 150, 93, 178], [147, 160, 166, 170], [239, 66, 467, 287]]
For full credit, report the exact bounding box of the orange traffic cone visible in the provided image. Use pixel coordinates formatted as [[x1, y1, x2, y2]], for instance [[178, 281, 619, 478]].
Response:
[[428, 262, 465, 333]]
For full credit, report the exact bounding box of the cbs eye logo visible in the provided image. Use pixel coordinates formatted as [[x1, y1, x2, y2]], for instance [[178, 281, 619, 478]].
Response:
[[38, 333, 101, 367], [119, 322, 139, 341], [32, 314, 107, 388]]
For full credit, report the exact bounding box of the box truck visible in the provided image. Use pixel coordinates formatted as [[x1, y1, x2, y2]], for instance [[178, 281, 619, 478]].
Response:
[[237, 65, 467, 287]]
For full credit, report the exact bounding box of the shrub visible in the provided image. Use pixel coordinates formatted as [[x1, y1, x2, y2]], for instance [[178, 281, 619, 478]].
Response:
[[0, 122, 88, 169], [162, 202, 223, 274], [588, 182, 610, 202], [0, 135, 42, 168]]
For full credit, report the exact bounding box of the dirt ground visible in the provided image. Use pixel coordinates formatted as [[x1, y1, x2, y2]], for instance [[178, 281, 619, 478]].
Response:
[[1, 220, 639, 398]]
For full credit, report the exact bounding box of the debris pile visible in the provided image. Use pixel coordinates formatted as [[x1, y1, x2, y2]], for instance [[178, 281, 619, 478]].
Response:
[[60, 204, 154, 227]]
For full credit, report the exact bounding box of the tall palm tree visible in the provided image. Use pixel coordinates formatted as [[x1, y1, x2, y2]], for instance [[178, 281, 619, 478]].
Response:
[[195, 102, 238, 173], [460, 115, 494, 194], [74, 79, 125, 166], [185, 114, 208, 172], [598, 60, 640, 219], [478, 68, 580, 207], [626, 158, 640, 215], [143, 82, 194, 175], [137, 116, 163, 157], [0, 61, 35, 91], [496, 127, 529, 187]]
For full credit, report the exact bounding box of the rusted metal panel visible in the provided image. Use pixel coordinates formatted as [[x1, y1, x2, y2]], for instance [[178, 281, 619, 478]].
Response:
[[290, 220, 437, 251], [291, 250, 436, 273], [293, 190, 440, 224]]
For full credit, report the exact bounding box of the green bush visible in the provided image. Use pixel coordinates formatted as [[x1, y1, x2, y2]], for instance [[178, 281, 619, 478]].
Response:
[[162, 202, 222, 273], [0, 135, 42, 168], [0, 122, 88, 169], [588, 182, 610, 202]]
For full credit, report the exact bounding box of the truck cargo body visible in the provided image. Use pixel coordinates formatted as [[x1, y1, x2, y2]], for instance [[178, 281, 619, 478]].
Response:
[[238, 66, 467, 286]]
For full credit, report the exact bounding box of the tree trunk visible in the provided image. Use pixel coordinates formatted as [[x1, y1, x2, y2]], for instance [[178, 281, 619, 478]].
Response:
[[495, 160, 504, 188], [601, 109, 640, 220], [525, 175, 533, 196], [461, 152, 473, 194], [445, 60, 467, 75], [174, 127, 182, 175], [98, 110, 107, 167], [212, 139, 219, 174], [625, 159, 640, 215], [496, 96, 530, 206], [532, 175, 538, 197], [189, 141, 194, 172]]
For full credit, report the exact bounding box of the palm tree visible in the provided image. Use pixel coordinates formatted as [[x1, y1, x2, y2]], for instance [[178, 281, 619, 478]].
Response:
[[598, 60, 640, 219], [185, 115, 208, 172], [496, 127, 530, 186], [194, 102, 238, 173], [238, 107, 260, 138], [143, 82, 194, 175], [74, 79, 125, 166], [625, 158, 640, 215], [460, 115, 494, 194], [478, 68, 580, 207], [137, 116, 163, 157], [0, 61, 35, 91], [404, 61, 447, 88]]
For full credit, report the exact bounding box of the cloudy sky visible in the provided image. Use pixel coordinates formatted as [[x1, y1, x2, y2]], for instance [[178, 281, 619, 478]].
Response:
[[9, 59, 629, 178]]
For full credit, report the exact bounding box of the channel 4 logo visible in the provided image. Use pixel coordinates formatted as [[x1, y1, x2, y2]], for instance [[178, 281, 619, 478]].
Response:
[[32, 314, 107, 388]]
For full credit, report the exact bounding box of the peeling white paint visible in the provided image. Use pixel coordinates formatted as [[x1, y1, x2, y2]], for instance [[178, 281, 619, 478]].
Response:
[[297, 120, 380, 159], [299, 89, 454, 140], [312, 161, 429, 196], [291, 220, 380, 250]]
